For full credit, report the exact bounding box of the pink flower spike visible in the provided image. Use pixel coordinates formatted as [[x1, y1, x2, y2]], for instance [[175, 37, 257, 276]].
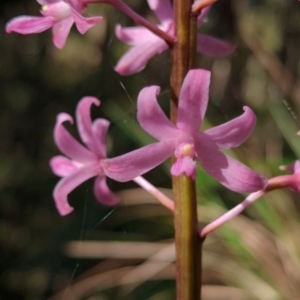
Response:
[[102, 68, 267, 194], [50, 97, 120, 216], [6, 0, 102, 49], [115, 0, 236, 75]]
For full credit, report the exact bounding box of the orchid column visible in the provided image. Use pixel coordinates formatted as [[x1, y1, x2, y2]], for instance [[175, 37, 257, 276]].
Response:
[[171, 1, 200, 299]]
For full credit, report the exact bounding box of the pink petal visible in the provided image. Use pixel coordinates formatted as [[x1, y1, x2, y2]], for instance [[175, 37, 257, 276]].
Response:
[[37, 0, 60, 4], [50, 155, 79, 177], [204, 107, 256, 149], [147, 0, 173, 23], [137, 86, 179, 141], [177, 69, 211, 132], [294, 161, 300, 173], [53, 163, 99, 216], [101, 140, 176, 182], [76, 97, 102, 155], [6, 16, 55, 34], [289, 182, 300, 193], [54, 113, 97, 163], [197, 33, 236, 57], [93, 176, 120, 206], [114, 38, 168, 75], [71, 9, 102, 34], [52, 17, 74, 49], [67, 0, 87, 11], [40, 2, 71, 18], [195, 134, 267, 193], [92, 119, 110, 158], [115, 24, 151, 45], [171, 157, 197, 179], [197, 6, 211, 26]]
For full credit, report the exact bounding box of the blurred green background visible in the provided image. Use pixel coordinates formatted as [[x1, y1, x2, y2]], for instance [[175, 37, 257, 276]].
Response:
[[1, 0, 300, 299]]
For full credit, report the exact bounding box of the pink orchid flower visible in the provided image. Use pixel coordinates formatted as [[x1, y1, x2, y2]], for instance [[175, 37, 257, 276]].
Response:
[[115, 0, 236, 75], [50, 96, 119, 216], [102, 69, 267, 193], [6, 0, 102, 49]]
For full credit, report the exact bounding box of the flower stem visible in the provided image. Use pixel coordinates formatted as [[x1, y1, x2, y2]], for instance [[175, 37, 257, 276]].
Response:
[[200, 190, 266, 237], [84, 0, 175, 44], [192, 0, 219, 15], [170, 1, 201, 299], [133, 176, 175, 211], [200, 174, 297, 237]]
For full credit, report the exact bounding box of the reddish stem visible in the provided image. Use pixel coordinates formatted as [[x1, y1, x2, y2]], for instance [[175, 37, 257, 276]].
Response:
[[133, 176, 175, 211], [84, 0, 175, 45], [170, 0, 201, 299]]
